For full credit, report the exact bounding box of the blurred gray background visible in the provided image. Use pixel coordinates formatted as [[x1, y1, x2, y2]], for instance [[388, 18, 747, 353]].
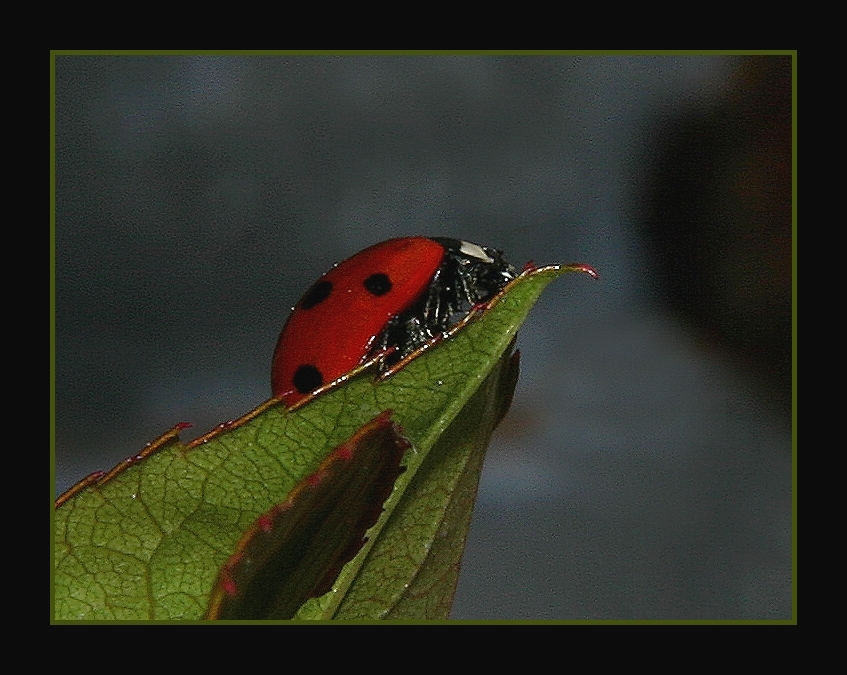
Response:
[[54, 55, 793, 620]]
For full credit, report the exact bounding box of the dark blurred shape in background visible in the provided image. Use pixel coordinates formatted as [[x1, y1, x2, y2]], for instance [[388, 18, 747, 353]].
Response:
[[639, 56, 792, 416]]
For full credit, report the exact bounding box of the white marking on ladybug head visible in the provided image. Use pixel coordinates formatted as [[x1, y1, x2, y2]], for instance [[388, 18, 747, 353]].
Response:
[[458, 240, 494, 263]]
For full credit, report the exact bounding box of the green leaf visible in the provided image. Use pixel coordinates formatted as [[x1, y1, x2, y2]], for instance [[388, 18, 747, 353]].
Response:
[[328, 350, 520, 620], [206, 411, 409, 619], [54, 264, 595, 621]]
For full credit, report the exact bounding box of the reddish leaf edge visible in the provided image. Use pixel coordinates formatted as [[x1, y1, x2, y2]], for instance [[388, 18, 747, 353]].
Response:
[[55, 262, 597, 508]]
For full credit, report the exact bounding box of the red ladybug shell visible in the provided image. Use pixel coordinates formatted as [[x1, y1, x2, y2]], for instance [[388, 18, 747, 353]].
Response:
[[272, 237, 446, 406]]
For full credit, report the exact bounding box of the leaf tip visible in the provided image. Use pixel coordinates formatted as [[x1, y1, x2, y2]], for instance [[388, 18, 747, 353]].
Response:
[[569, 263, 599, 280]]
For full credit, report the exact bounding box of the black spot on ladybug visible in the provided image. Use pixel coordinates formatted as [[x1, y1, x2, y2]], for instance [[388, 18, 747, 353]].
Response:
[[299, 281, 333, 310], [363, 273, 392, 297], [293, 364, 324, 394]]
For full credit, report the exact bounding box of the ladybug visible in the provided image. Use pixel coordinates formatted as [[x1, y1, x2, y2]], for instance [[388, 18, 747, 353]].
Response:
[[272, 236, 518, 407]]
